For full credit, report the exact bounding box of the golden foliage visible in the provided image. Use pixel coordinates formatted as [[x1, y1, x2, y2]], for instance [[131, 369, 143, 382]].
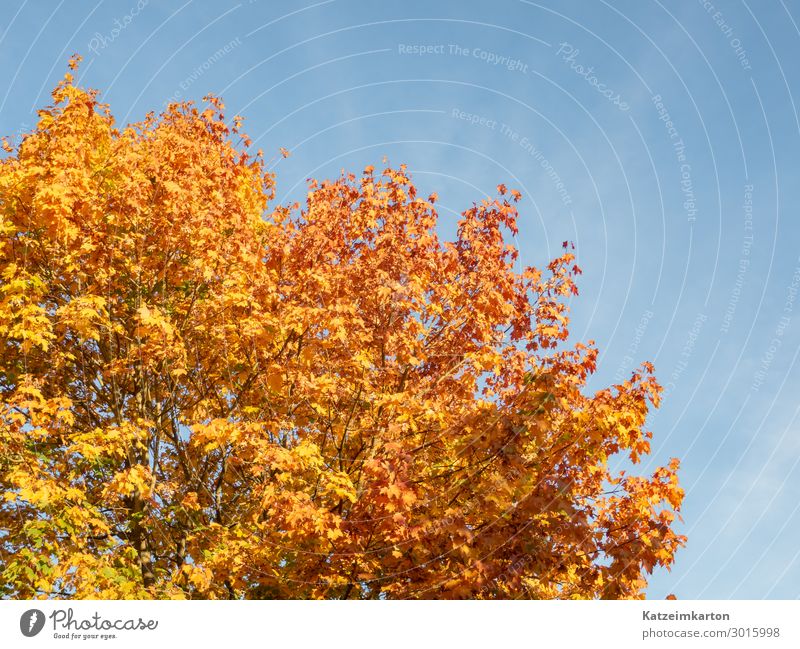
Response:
[[0, 61, 684, 599]]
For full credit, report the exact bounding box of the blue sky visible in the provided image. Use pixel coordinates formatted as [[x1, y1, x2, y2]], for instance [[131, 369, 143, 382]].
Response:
[[2, 0, 799, 599]]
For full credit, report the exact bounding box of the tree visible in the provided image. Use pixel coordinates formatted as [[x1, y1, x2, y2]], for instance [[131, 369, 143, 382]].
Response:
[[0, 60, 685, 600]]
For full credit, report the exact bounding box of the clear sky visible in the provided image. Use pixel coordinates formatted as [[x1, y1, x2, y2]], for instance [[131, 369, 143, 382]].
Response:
[[2, 0, 799, 599]]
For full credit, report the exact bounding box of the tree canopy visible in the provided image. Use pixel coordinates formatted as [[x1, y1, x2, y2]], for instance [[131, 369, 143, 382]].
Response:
[[0, 60, 684, 599]]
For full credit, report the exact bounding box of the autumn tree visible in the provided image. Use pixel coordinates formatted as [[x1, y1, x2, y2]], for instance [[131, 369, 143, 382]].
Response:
[[0, 61, 684, 600]]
